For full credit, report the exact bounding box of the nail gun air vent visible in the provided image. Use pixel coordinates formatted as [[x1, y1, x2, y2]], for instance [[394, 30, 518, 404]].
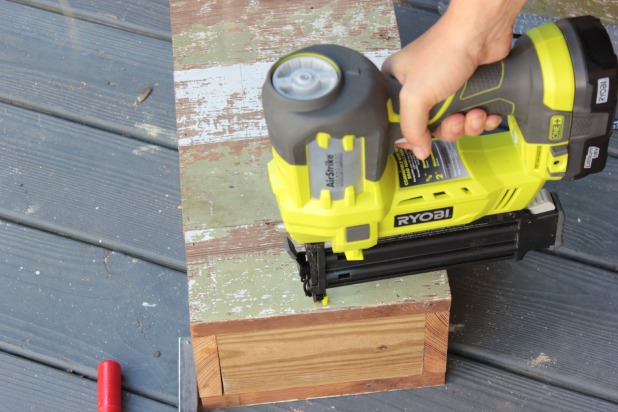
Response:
[[398, 195, 424, 207], [534, 146, 542, 170], [494, 188, 519, 211], [433, 191, 447, 199]]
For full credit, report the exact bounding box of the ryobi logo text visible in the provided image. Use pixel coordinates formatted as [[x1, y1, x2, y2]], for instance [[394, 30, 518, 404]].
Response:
[[584, 146, 600, 169], [395, 207, 454, 227], [596, 77, 609, 104]]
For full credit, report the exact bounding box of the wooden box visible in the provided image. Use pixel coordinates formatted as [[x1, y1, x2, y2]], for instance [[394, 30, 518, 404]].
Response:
[[170, 0, 451, 408], [189, 271, 450, 408]]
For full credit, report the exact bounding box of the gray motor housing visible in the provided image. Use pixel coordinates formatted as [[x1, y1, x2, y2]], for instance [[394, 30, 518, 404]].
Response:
[[262, 45, 394, 183]]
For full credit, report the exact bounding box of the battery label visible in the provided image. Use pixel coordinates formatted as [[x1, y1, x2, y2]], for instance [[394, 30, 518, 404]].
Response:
[[394, 140, 469, 187]]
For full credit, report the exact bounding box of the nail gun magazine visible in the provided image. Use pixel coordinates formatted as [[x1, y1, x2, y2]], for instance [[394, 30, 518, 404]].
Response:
[[261, 16, 618, 301]]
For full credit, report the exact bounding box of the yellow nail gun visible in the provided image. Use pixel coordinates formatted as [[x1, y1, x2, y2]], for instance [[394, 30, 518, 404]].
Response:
[[262, 16, 617, 301]]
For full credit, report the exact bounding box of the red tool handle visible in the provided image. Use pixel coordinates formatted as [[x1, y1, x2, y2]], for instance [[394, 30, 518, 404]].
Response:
[[98, 360, 122, 412]]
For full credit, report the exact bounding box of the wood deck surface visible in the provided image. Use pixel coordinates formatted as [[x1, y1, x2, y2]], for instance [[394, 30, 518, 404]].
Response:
[[0, 0, 617, 411]]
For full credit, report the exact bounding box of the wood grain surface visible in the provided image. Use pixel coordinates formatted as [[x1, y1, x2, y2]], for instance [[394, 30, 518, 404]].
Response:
[[217, 313, 426, 394], [203, 373, 446, 410], [1, 0, 616, 409], [171, 0, 451, 324], [0, 102, 185, 270], [0, 351, 176, 412], [449, 251, 618, 403], [0, 218, 189, 404], [423, 311, 449, 373], [0, 0, 177, 148], [12, 0, 173, 40], [193, 335, 224, 398]]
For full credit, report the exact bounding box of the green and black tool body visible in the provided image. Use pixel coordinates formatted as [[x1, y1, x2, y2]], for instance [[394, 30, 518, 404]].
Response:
[[262, 16, 617, 301]]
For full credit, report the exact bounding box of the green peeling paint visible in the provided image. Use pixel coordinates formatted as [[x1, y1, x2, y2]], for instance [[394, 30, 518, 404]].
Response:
[[176, 1, 449, 323], [180, 141, 279, 229], [188, 248, 449, 323], [172, 3, 399, 70], [524, 0, 618, 24], [182, 137, 449, 323], [173, 21, 256, 69]]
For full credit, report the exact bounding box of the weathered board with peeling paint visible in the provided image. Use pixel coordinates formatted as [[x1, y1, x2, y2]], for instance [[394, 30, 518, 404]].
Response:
[[171, 0, 450, 406], [170, 0, 400, 71], [171, 0, 448, 325], [400, 0, 618, 44], [523, 0, 618, 24]]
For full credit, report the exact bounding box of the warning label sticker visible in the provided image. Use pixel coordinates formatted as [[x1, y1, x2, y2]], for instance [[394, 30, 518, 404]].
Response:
[[394, 140, 468, 187]]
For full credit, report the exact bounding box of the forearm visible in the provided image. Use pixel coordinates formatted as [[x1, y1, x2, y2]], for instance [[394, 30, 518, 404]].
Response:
[[381, 0, 527, 159], [443, 0, 527, 64]]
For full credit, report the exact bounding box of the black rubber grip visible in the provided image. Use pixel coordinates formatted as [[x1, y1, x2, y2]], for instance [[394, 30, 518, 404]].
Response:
[[427, 60, 514, 129]]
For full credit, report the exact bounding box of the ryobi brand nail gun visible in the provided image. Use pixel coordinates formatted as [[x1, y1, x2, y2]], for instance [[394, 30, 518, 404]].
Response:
[[261, 16, 617, 301]]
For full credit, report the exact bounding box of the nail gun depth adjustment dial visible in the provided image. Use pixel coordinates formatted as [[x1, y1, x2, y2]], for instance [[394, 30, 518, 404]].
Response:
[[271, 54, 340, 100]]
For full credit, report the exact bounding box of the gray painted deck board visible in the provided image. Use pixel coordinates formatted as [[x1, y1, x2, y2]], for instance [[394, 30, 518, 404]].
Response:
[[210, 355, 618, 412], [0, 0, 616, 409], [10, 0, 173, 40], [0, 0, 177, 148], [449, 253, 618, 403], [0, 102, 185, 270], [0, 351, 176, 412], [0, 219, 189, 404]]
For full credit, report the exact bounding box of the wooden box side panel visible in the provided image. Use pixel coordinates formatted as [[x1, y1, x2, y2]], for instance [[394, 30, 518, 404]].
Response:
[[217, 313, 426, 395], [202, 371, 446, 410], [424, 311, 450, 374], [193, 308, 450, 408], [192, 336, 223, 398]]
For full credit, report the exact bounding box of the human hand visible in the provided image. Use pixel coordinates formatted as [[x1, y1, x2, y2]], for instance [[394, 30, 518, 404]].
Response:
[[382, 0, 526, 159]]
